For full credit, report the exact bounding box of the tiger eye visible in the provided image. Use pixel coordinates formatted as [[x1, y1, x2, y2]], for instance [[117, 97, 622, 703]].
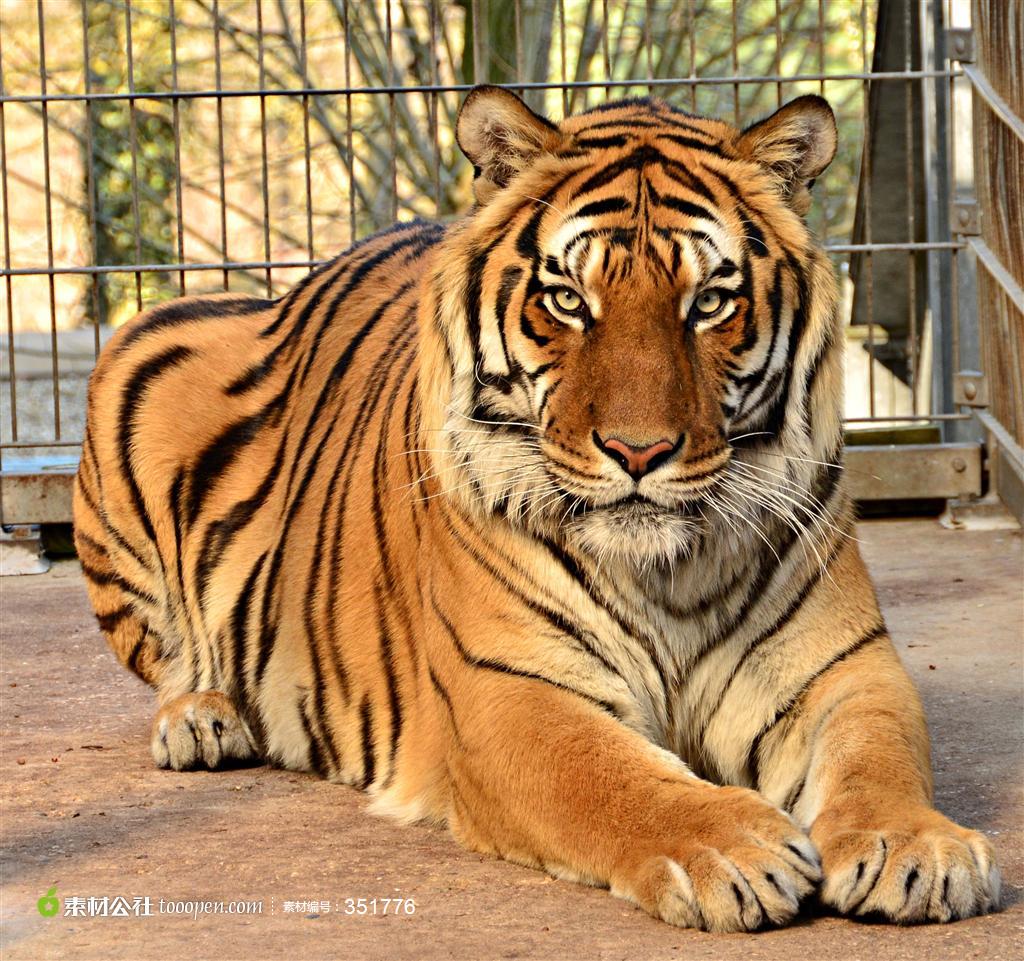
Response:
[[553, 288, 583, 313], [695, 290, 723, 314]]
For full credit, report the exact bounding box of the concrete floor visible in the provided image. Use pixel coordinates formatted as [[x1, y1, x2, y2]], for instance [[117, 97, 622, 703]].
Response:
[[1, 519, 1021, 961]]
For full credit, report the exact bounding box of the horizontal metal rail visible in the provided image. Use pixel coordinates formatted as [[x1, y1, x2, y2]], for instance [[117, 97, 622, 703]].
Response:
[[967, 236, 1024, 314], [0, 69, 961, 106], [0, 242, 968, 279], [0, 440, 84, 450], [960, 63, 1024, 144], [845, 414, 972, 422], [976, 409, 1024, 475]]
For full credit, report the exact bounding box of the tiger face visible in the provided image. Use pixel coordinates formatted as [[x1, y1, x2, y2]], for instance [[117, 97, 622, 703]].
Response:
[[425, 87, 839, 567]]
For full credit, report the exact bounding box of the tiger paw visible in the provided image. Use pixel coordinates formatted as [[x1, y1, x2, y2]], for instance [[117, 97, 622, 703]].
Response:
[[614, 788, 821, 932], [151, 691, 258, 771], [813, 807, 1000, 922]]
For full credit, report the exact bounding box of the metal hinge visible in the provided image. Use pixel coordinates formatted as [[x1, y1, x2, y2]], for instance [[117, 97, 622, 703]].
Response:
[[954, 370, 989, 407], [951, 200, 980, 235], [946, 28, 975, 62]]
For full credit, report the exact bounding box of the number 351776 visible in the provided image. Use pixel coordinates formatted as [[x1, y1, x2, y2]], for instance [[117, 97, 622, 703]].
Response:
[[343, 898, 416, 916]]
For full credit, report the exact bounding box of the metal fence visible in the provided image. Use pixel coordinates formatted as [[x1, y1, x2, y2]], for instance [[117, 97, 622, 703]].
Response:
[[0, 0, 1020, 531]]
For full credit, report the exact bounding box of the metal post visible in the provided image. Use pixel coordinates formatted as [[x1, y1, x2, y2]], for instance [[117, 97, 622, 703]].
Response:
[[919, 0, 957, 440]]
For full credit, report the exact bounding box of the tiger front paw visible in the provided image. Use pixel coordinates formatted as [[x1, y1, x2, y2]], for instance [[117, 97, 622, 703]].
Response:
[[614, 787, 821, 932], [151, 691, 258, 771], [813, 806, 1000, 923]]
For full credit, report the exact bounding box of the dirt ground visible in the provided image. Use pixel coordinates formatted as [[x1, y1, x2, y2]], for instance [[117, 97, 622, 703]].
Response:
[[1, 519, 1021, 961]]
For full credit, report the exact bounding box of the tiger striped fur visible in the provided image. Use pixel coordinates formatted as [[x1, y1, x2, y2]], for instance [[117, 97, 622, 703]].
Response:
[[73, 87, 999, 931]]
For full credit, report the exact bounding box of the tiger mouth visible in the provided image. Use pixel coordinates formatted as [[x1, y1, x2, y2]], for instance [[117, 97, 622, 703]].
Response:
[[561, 492, 704, 522]]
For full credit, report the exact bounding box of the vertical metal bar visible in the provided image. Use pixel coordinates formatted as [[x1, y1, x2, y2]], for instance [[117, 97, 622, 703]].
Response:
[[213, 0, 230, 289], [730, 1, 740, 123], [601, 0, 612, 100], [299, 0, 314, 262], [169, 0, 185, 295], [429, 0, 442, 215], [0, 29, 16, 441], [644, 0, 654, 96], [36, 0, 61, 439], [951, 246, 960, 377], [514, 0, 525, 96], [861, 0, 876, 417], [385, 0, 397, 221], [687, 0, 697, 113], [905, 0, 919, 413], [123, 0, 143, 312], [79, 0, 101, 358], [946, 0, 955, 388], [343, 0, 356, 241], [774, 0, 783, 108], [559, 0, 569, 114], [919, 0, 956, 432], [255, 0, 272, 295], [471, 0, 484, 84]]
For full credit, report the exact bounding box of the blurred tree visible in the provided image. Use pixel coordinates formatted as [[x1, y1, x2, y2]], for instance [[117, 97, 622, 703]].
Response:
[[0, 0, 876, 321], [83, 0, 176, 324]]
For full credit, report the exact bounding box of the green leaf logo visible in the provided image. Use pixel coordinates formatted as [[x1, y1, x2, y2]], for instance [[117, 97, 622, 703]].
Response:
[[37, 887, 60, 918]]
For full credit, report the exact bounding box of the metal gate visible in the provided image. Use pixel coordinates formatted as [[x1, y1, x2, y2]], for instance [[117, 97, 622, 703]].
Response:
[[1, 0, 1021, 546]]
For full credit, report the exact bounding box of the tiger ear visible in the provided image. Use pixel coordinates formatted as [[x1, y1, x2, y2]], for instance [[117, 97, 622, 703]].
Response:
[[456, 85, 564, 205], [735, 95, 837, 215]]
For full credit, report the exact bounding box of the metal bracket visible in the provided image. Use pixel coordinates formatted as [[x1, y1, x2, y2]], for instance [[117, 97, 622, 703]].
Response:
[[844, 443, 983, 502], [946, 28, 975, 62], [951, 200, 980, 235], [954, 370, 989, 407]]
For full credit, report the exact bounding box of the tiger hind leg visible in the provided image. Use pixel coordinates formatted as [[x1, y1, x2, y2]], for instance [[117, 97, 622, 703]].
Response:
[[151, 691, 258, 771], [73, 498, 165, 688]]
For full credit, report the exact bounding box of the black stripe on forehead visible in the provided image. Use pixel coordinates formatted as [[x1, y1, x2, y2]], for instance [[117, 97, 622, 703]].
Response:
[[653, 226, 722, 266], [572, 196, 632, 219], [576, 117, 663, 131], [656, 194, 722, 224], [655, 133, 726, 156], [574, 134, 634, 150], [560, 226, 637, 271], [662, 165, 717, 203], [573, 143, 678, 196], [577, 96, 657, 115]]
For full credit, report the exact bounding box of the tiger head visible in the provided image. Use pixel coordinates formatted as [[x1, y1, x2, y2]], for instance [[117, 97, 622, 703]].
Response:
[[420, 87, 843, 568]]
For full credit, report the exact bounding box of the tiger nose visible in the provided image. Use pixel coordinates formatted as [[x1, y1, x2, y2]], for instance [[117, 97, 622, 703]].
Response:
[[593, 431, 682, 479]]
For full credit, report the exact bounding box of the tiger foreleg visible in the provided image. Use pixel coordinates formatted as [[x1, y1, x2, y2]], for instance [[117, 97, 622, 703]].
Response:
[[767, 637, 1000, 922], [151, 690, 259, 771], [438, 673, 820, 932]]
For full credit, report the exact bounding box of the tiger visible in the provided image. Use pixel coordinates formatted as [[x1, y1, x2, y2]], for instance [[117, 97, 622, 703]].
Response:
[[73, 85, 1000, 932]]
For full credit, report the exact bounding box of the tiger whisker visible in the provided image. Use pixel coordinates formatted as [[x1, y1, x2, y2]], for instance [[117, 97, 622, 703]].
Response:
[[445, 405, 543, 434], [523, 195, 566, 216], [394, 460, 541, 493], [729, 457, 852, 533], [729, 459, 858, 544], [722, 474, 827, 575]]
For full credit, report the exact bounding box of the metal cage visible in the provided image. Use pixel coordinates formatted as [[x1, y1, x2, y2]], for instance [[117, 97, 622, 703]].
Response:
[[0, 0, 1021, 545]]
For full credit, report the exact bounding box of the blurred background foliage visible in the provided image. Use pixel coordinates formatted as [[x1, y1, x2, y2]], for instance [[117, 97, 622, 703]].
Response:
[[0, 0, 876, 326]]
